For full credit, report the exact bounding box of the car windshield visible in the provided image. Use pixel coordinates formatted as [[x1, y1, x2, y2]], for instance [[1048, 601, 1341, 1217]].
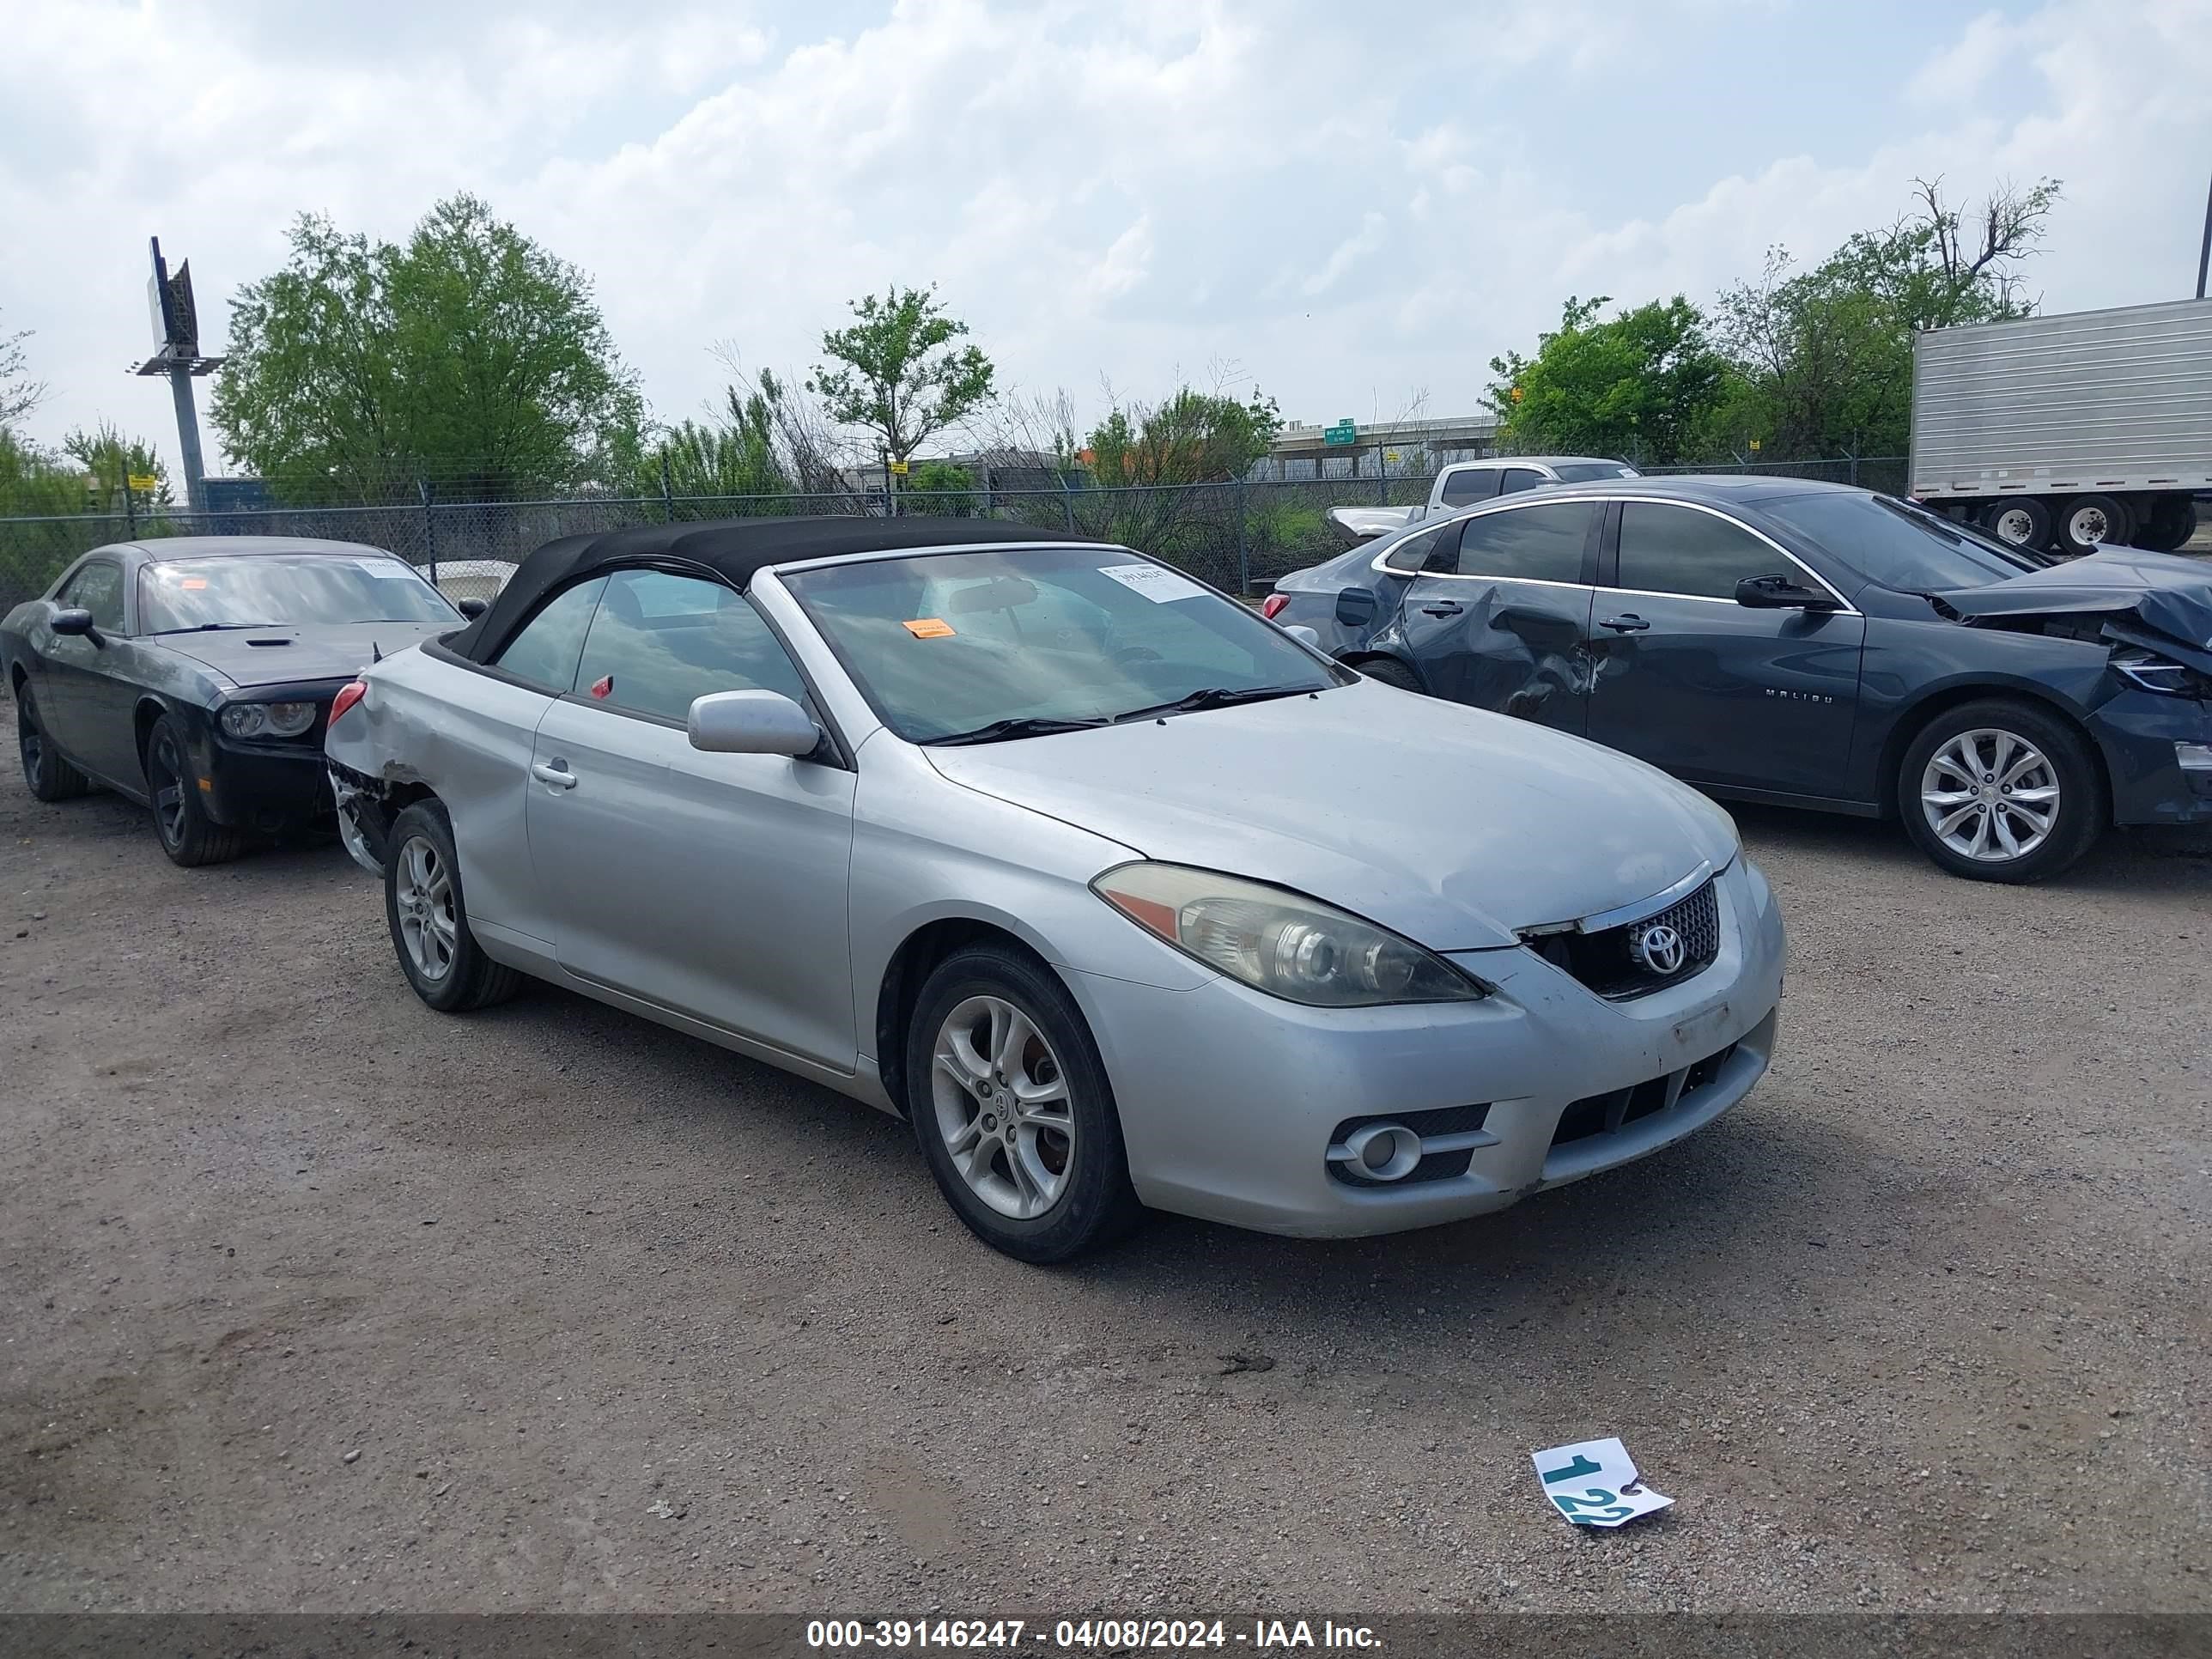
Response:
[[783, 544, 1344, 744], [141, 555, 461, 633], [1550, 462, 1638, 482], [1757, 492, 2048, 590]]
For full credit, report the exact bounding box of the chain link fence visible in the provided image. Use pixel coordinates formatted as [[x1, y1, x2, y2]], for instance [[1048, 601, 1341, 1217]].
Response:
[[0, 460, 1908, 613]]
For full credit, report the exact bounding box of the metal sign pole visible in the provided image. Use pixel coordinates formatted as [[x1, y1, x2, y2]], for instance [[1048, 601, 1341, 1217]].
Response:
[[168, 364, 209, 516], [2197, 170, 2211, 300]]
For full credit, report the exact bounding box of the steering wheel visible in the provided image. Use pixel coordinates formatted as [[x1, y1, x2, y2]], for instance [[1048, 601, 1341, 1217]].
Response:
[[1110, 644, 1164, 667]]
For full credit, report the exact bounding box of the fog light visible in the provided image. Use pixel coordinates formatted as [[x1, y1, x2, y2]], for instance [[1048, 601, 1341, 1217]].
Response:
[[1343, 1122, 1422, 1182], [2178, 742, 2212, 773]]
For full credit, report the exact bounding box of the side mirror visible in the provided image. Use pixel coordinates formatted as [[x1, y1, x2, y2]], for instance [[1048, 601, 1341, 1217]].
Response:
[[49, 606, 97, 638], [686, 690, 822, 758], [1735, 574, 1837, 611], [456, 597, 489, 619]]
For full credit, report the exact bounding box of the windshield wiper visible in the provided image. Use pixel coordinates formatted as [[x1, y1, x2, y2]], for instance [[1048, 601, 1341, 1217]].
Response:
[[151, 622, 283, 635], [926, 714, 1114, 747], [1111, 684, 1312, 723]]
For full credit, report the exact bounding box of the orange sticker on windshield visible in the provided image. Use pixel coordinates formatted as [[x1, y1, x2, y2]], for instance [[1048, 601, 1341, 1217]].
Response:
[[902, 617, 955, 639], [180, 578, 208, 590]]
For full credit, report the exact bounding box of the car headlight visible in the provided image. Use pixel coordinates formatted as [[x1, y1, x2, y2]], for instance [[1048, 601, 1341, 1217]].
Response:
[[2112, 648, 2212, 699], [1091, 861, 1487, 1006], [220, 701, 318, 738]]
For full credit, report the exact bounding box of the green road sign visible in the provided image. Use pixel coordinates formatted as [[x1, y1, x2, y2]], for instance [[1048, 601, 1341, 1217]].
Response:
[[1322, 420, 1358, 446]]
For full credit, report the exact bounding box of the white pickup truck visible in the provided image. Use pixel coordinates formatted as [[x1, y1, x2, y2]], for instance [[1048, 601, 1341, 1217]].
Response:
[[1325, 454, 1638, 546]]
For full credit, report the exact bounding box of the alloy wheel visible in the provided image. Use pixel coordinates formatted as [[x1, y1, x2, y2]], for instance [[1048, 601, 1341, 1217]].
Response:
[[148, 729, 188, 847], [929, 994, 1076, 1219], [17, 696, 40, 781], [392, 833, 458, 982], [1988, 506, 2038, 546], [1920, 727, 2060, 862]]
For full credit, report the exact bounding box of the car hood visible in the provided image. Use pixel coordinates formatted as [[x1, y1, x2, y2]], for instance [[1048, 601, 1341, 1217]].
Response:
[[1935, 546, 2212, 672], [155, 621, 454, 689], [924, 680, 1739, 951]]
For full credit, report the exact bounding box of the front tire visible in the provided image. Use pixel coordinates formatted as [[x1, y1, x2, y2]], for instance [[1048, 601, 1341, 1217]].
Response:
[[905, 945, 1143, 1263], [16, 684, 92, 802], [1898, 700, 2104, 884], [384, 800, 522, 1012], [144, 714, 246, 866]]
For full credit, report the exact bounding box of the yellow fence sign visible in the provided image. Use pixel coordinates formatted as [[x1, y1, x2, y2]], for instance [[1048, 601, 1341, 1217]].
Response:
[[127, 474, 159, 491]]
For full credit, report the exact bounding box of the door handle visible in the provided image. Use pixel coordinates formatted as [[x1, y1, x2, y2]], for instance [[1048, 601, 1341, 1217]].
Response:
[[1420, 600, 1464, 617], [1599, 614, 1650, 634], [531, 760, 578, 790]]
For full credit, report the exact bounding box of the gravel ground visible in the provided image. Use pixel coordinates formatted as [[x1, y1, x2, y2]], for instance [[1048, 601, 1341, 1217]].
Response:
[[2, 749, 2208, 1618]]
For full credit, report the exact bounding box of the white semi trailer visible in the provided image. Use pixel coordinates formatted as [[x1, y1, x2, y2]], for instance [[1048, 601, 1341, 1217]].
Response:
[[1911, 297, 2211, 555]]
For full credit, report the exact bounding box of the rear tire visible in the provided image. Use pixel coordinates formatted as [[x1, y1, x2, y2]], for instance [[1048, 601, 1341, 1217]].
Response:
[[905, 944, 1144, 1263], [1898, 699, 2104, 884], [2139, 496, 2197, 553], [15, 684, 92, 802], [2057, 495, 2129, 556], [144, 714, 246, 867], [1977, 497, 2051, 552], [384, 799, 522, 1012], [1357, 658, 1425, 693]]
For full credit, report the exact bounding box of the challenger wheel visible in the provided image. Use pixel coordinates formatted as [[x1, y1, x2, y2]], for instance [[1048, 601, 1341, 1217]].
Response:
[[15, 684, 91, 802], [144, 714, 245, 867], [1899, 700, 2103, 884], [905, 944, 1143, 1262]]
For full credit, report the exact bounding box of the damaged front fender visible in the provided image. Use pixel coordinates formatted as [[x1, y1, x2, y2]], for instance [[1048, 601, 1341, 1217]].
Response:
[[1937, 546, 2212, 675]]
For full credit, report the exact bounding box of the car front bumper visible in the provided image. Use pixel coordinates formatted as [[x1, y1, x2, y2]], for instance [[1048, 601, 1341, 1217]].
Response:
[[2095, 692, 2212, 826], [190, 734, 335, 832], [1067, 856, 1786, 1238]]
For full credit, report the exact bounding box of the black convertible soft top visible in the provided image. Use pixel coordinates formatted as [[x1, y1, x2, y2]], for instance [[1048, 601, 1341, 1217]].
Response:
[[447, 515, 1090, 665]]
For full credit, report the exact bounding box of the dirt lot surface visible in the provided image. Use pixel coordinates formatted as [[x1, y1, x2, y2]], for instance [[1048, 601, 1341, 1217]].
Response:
[[3, 750, 2208, 1618]]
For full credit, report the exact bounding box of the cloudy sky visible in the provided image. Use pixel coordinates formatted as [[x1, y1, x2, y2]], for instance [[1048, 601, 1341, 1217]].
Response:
[[3, 0, 2208, 464]]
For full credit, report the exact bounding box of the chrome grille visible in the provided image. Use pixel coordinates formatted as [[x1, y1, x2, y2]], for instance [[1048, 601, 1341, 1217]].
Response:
[[1525, 878, 1721, 1000]]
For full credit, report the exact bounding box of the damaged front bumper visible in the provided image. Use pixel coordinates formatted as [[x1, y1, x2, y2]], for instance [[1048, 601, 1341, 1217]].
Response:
[[327, 762, 390, 878]]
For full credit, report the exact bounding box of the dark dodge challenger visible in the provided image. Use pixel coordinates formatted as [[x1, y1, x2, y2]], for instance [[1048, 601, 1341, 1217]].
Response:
[[3, 537, 473, 866], [1263, 477, 2212, 883]]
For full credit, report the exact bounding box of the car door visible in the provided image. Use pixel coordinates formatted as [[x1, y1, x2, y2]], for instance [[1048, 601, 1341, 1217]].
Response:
[[1583, 499, 1866, 799], [525, 568, 858, 1070], [1435, 465, 1503, 512], [1395, 497, 1601, 734], [1498, 465, 1553, 496], [40, 558, 131, 778]]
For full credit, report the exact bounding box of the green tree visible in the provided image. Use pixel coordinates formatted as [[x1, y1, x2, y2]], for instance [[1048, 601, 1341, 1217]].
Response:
[[905, 459, 979, 515], [1711, 177, 2060, 458], [1484, 295, 1733, 465], [212, 195, 642, 503], [635, 377, 790, 502], [809, 285, 994, 466], [65, 422, 174, 514], [1085, 386, 1281, 485], [2, 303, 46, 434]]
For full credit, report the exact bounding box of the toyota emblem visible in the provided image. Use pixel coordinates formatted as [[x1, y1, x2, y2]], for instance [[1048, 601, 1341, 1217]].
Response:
[[1632, 922, 1686, 976]]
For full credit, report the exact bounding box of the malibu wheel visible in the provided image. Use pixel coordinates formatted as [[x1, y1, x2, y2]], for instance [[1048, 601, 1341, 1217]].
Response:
[[905, 945, 1142, 1262], [1899, 700, 2103, 884]]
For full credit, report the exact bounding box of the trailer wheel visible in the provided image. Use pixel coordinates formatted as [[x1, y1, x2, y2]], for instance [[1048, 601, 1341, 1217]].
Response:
[[1977, 498, 2051, 551], [2057, 495, 2129, 556], [2139, 495, 2198, 553]]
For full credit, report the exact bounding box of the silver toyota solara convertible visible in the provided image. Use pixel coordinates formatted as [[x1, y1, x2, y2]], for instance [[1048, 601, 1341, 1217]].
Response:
[[325, 516, 1784, 1261]]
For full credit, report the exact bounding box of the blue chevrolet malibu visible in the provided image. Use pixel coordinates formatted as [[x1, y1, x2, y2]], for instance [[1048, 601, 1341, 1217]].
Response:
[[1265, 477, 2212, 883]]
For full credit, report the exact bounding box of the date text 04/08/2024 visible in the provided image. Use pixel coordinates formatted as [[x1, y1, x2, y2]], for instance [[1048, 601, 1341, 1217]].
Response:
[[803, 1619, 1382, 1650]]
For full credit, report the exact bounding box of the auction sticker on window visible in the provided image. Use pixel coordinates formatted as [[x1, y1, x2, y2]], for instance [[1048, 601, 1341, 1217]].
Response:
[[1098, 562, 1207, 603], [902, 617, 956, 638], [1531, 1435, 1674, 1528]]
